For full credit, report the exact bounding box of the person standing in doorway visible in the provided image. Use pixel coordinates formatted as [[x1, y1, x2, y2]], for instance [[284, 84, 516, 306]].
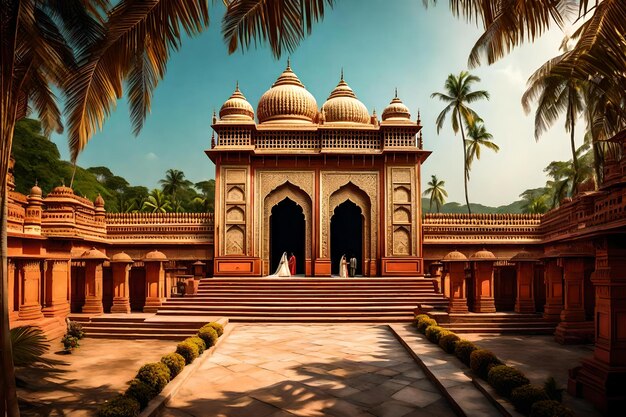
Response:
[[288, 252, 296, 276], [349, 255, 357, 277]]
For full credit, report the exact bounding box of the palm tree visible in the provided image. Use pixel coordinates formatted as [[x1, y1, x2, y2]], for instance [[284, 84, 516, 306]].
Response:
[[519, 188, 549, 214], [159, 169, 193, 201], [431, 71, 489, 214], [423, 175, 448, 213], [142, 189, 172, 213], [465, 120, 499, 178]]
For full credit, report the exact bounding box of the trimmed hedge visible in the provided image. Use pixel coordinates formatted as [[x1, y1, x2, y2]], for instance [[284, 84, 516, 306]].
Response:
[[416, 317, 437, 333], [414, 314, 429, 327], [487, 365, 530, 397], [438, 333, 460, 354], [529, 400, 575, 417], [511, 384, 549, 415], [185, 336, 207, 354], [544, 376, 564, 402], [136, 362, 170, 393], [425, 326, 452, 344], [198, 326, 218, 348], [455, 340, 478, 366], [125, 379, 156, 409], [204, 322, 224, 337], [97, 395, 140, 417], [176, 340, 200, 364], [161, 353, 186, 379], [470, 349, 501, 379]]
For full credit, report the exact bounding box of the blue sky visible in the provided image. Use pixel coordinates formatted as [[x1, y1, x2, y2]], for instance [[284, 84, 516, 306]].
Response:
[[51, 0, 579, 206]]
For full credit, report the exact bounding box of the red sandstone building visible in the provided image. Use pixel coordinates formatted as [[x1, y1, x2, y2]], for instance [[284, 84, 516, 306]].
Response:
[[5, 65, 626, 414]]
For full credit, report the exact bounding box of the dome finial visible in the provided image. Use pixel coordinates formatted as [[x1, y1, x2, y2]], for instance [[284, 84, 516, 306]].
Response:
[[212, 109, 217, 124], [340, 67, 344, 81], [395, 87, 398, 99], [286, 57, 291, 70], [235, 80, 239, 91]]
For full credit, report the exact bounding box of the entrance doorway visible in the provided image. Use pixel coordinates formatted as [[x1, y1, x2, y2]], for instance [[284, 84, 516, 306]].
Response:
[[270, 198, 305, 274], [331, 201, 363, 275]]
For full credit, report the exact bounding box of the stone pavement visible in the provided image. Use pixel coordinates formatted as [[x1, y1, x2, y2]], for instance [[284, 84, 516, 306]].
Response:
[[160, 324, 457, 417]]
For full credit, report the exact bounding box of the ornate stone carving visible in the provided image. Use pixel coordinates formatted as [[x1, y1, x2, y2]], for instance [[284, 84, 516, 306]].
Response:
[[393, 226, 411, 255], [387, 166, 417, 257], [225, 225, 245, 255]]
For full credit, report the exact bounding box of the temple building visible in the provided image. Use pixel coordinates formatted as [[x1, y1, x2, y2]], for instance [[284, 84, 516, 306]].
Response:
[[208, 63, 429, 277]]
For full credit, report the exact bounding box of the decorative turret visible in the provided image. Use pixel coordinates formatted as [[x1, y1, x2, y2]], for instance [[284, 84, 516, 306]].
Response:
[[321, 70, 370, 125], [24, 181, 43, 235], [382, 89, 411, 121], [94, 194, 105, 224], [219, 82, 255, 121]]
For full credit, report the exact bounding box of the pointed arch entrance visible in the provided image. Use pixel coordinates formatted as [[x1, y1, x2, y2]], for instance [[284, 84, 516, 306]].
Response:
[[331, 201, 363, 275], [270, 199, 305, 273]]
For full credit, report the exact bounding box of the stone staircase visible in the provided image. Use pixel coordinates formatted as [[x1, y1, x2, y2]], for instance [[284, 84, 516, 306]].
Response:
[[434, 312, 558, 334], [156, 277, 447, 322]]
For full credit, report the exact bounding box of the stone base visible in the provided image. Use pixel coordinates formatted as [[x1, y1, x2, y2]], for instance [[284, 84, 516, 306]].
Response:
[[42, 301, 70, 318], [143, 298, 164, 313], [18, 304, 44, 320], [570, 357, 626, 416], [313, 259, 331, 277], [110, 298, 131, 314], [448, 300, 469, 314], [380, 257, 422, 276], [514, 299, 536, 313], [472, 298, 496, 313], [555, 320, 594, 344], [543, 304, 562, 321], [82, 300, 104, 315], [213, 257, 262, 277]]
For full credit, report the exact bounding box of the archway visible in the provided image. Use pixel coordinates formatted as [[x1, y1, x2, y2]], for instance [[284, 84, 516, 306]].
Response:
[[331, 201, 363, 275], [270, 198, 305, 274]]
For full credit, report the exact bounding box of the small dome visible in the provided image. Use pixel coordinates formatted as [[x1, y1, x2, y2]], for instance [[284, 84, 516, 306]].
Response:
[[442, 250, 468, 262], [80, 247, 108, 260], [219, 83, 254, 121], [470, 249, 496, 261], [30, 183, 42, 197], [510, 250, 539, 263], [110, 252, 133, 263], [257, 61, 318, 124], [94, 194, 105, 207], [321, 73, 370, 124], [51, 185, 74, 195], [144, 250, 167, 261], [382, 90, 411, 121]]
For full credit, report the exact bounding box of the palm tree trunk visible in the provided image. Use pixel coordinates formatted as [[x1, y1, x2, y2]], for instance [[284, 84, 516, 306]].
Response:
[[570, 121, 579, 190], [458, 113, 471, 214]]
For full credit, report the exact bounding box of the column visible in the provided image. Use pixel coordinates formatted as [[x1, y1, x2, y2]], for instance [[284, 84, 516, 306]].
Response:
[[472, 260, 497, 313], [110, 253, 133, 314], [18, 260, 44, 320], [573, 236, 626, 414], [447, 262, 469, 314], [543, 258, 563, 321], [515, 261, 536, 313], [82, 260, 105, 315], [555, 257, 594, 344], [144, 250, 167, 313], [8, 260, 18, 322], [42, 259, 71, 318]]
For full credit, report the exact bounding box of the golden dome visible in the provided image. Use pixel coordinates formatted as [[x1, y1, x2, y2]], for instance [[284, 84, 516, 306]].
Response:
[[110, 252, 134, 263], [94, 194, 105, 207], [469, 249, 496, 261], [257, 61, 318, 124], [219, 83, 254, 121], [30, 182, 42, 198], [321, 72, 370, 124], [144, 249, 167, 262], [382, 89, 411, 121], [442, 250, 468, 262]]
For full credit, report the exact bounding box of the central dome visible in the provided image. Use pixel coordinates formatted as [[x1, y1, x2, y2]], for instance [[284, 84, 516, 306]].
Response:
[[321, 73, 370, 124], [257, 62, 318, 124]]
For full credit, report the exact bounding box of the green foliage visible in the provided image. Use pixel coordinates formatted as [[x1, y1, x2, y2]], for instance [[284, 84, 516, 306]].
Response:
[[160, 353, 186, 379], [425, 326, 452, 344], [438, 333, 460, 354], [205, 322, 224, 337], [511, 384, 549, 415], [185, 336, 207, 354], [543, 376, 564, 403], [487, 365, 530, 397], [97, 395, 140, 417], [455, 340, 478, 366], [125, 379, 156, 409], [470, 349, 502, 379], [416, 316, 437, 333], [197, 326, 218, 348], [413, 314, 430, 327], [10, 326, 54, 367], [176, 341, 200, 364], [61, 334, 80, 352], [135, 362, 171, 393], [529, 400, 575, 417], [67, 320, 85, 339]]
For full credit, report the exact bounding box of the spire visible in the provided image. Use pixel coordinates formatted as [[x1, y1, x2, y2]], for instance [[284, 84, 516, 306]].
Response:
[[417, 109, 421, 125], [211, 131, 216, 148], [235, 80, 239, 91], [340, 67, 344, 81], [286, 56, 291, 70], [212, 109, 217, 124], [394, 87, 398, 99]]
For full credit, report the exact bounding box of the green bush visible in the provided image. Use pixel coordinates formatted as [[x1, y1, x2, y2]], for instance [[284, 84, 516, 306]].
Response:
[[511, 384, 549, 415], [425, 326, 452, 344], [204, 322, 224, 337], [61, 334, 79, 352], [544, 376, 564, 403], [413, 314, 429, 327], [176, 341, 200, 364], [455, 340, 478, 366], [124, 379, 156, 409], [97, 395, 140, 417], [470, 349, 502, 379], [438, 333, 460, 353], [197, 326, 218, 348], [135, 362, 170, 393], [529, 400, 575, 417], [185, 336, 207, 354], [416, 317, 437, 333], [67, 320, 85, 339], [487, 365, 530, 397], [161, 353, 186, 379]]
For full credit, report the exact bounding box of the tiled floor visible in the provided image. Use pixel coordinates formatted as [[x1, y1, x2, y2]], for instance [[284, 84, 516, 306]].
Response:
[[161, 324, 456, 417]]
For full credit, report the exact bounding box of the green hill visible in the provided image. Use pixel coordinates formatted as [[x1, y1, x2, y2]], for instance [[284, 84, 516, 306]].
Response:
[[421, 198, 525, 214]]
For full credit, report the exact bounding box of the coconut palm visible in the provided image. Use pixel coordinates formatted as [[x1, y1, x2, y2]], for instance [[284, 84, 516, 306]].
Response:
[[431, 71, 489, 214], [465, 120, 499, 179], [142, 189, 172, 213], [159, 169, 193, 201], [423, 175, 448, 213]]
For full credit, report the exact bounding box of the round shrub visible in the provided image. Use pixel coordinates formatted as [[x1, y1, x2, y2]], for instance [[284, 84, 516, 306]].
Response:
[[511, 384, 549, 415], [136, 362, 170, 393], [455, 340, 478, 366], [417, 317, 437, 333], [438, 333, 460, 354], [204, 322, 224, 337], [488, 365, 530, 397], [470, 349, 502, 379], [198, 326, 218, 348], [530, 400, 575, 417], [124, 379, 156, 409], [185, 336, 207, 354], [97, 395, 140, 417], [176, 340, 199, 364], [161, 353, 186, 379], [425, 326, 452, 344], [413, 314, 429, 327]]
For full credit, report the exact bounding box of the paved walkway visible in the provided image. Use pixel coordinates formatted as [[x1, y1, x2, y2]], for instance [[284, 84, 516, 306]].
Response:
[[161, 324, 456, 417]]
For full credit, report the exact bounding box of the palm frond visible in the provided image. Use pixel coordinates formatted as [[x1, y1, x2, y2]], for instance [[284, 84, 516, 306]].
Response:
[[10, 326, 58, 368]]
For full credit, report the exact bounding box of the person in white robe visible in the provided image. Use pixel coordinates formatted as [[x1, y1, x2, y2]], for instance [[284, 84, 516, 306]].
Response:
[[339, 255, 348, 278], [268, 252, 291, 277]]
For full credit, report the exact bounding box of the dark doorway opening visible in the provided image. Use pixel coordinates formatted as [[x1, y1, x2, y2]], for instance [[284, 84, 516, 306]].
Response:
[[270, 198, 305, 274], [331, 201, 363, 275], [70, 266, 85, 313], [129, 268, 146, 312]]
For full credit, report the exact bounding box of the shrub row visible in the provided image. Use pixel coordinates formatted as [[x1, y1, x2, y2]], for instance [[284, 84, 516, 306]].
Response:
[[97, 321, 224, 417], [410, 314, 574, 417]]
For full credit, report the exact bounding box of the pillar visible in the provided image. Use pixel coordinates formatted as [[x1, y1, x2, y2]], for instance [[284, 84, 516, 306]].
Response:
[[447, 262, 469, 314], [543, 258, 563, 321], [110, 253, 133, 314], [472, 260, 497, 313], [8, 260, 18, 322], [144, 250, 167, 313], [42, 259, 71, 318], [555, 257, 594, 344], [573, 236, 626, 415], [82, 260, 105, 315], [515, 262, 536, 313], [18, 260, 44, 320]]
